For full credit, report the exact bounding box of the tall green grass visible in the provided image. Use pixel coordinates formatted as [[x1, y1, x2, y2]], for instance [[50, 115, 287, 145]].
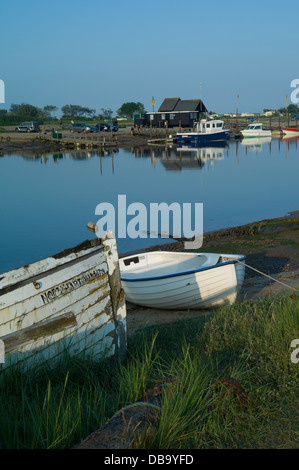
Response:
[[0, 295, 298, 449]]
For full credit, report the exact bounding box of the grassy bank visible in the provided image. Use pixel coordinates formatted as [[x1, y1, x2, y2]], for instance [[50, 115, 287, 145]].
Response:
[[0, 295, 298, 449]]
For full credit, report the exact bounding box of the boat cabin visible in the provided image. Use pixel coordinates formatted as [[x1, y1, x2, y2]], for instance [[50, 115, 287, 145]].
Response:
[[244, 123, 263, 131], [195, 119, 225, 133]]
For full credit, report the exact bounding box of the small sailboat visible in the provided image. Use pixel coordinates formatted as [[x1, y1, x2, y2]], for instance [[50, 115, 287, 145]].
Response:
[[120, 251, 246, 310]]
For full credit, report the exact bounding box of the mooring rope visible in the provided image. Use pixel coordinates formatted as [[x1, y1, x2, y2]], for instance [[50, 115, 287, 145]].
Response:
[[236, 259, 299, 293]]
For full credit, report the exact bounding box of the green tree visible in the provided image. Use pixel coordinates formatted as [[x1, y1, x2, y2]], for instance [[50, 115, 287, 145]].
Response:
[[117, 102, 146, 119], [9, 103, 47, 120], [101, 108, 113, 120], [287, 104, 299, 114], [61, 105, 96, 118], [43, 105, 58, 118]]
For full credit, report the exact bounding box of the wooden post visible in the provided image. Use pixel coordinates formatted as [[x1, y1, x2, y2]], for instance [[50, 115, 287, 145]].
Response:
[[179, 120, 181, 132], [286, 95, 289, 126], [98, 118, 101, 140], [111, 118, 113, 139], [165, 120, 168, 138]]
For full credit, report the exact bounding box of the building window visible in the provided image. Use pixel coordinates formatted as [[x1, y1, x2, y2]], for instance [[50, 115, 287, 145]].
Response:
[[190, 112, 197, 120], [150, 114, 154, 121], [170, 113, 175, 120], [161, 114, 166, 120]]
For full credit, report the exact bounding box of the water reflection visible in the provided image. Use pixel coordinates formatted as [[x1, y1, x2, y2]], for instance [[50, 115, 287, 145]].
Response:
[[240, 136, 272, 153], [1, 138, 299, 274], [3, 137, 298, 171]]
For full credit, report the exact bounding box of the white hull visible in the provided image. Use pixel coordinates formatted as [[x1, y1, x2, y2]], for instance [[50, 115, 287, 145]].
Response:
[[120, 251, 245, 310], [241, 130, 272, 138], [241, 123, 271, 138], [0, 232, 126, 370], [281, 127, 299, 137]]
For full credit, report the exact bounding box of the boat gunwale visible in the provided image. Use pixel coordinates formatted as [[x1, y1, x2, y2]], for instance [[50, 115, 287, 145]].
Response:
[[120, 255, 246, 282], [280, 126, 299, 131], [0, 246, 105, 296]]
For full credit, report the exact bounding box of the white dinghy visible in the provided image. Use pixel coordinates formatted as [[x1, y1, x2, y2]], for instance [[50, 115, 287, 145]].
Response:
[[120, 251, 246, 310]]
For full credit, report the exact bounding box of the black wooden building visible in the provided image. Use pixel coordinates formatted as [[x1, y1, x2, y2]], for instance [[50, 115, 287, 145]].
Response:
[[145, 97, 207, 128]]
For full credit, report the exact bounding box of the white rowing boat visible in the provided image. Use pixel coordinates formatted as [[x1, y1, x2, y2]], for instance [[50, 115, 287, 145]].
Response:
[[120, 251, 246, 309]]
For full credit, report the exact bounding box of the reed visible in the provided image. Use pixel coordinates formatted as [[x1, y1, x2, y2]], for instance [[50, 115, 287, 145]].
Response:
[[0, 295, 298, 449]]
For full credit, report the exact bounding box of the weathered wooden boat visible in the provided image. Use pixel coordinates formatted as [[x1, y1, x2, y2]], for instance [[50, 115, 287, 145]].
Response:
[[176, 120, 229, 145], [120, 251, 246, 309], [0, 231, 126, 370], [240, 123, 271, 138], [280, 126, 299, 137]]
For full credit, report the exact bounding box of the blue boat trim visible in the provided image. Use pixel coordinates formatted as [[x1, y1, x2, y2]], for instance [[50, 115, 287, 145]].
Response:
[[121, 256, 246, 282]]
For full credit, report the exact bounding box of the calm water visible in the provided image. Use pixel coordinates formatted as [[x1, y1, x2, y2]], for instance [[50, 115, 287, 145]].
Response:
[[0, 136, 298, 274]]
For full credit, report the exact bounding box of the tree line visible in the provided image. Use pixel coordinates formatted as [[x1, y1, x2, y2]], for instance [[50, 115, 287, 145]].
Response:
[[0, 102, 147, 125], [263, 104, 299, 115]]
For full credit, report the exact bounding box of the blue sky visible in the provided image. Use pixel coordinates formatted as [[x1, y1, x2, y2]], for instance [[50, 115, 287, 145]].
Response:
[[0, 0, 298, 115]]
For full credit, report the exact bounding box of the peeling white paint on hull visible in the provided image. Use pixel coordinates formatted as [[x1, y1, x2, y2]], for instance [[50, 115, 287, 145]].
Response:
[[0, 231, 127, 370]]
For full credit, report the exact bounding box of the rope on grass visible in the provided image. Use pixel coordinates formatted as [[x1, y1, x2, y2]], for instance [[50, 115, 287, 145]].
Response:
[[236, 259, 299, 293]]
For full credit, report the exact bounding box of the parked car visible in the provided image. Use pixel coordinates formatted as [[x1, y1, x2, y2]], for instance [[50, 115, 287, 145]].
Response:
[[290, 115, 299, 121], [15, 121, 40, 132], [70, 123, 96, 133], [95, 123, 118, 132]]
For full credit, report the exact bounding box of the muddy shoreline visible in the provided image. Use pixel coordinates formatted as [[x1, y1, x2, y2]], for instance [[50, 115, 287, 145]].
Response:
[[0, 130, 161, 155]]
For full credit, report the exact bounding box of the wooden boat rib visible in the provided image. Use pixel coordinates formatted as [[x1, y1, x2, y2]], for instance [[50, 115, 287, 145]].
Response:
[[120, 251, 245, 309]]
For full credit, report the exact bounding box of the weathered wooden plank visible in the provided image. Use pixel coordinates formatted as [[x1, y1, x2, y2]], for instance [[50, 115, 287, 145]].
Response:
[[0, 279, 111, 336], [102, 232, 127, 362], [0, 256, 107, 310], [0, 243, 105, 290], [2, 312, 77, 354], [0, 268, 109, 332], [0, 231, 127, 370], [1, 295, 116, 369]]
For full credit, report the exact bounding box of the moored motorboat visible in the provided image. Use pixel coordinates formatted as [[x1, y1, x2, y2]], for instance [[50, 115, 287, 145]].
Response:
[[120, 251, 245, 309], [240, 123, 271, 138], [176, 119, 229, 144], [280, 126, 299, 137]]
